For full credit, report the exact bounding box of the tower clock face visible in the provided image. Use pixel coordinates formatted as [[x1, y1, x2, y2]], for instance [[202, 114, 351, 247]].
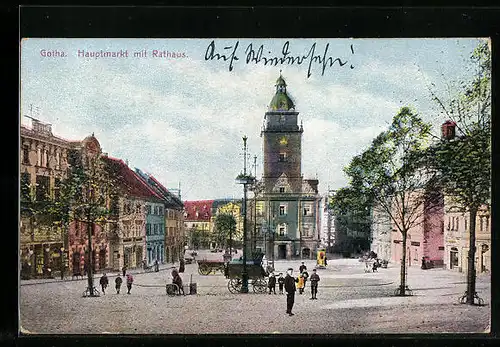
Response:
[[279, 136, 288, 145]]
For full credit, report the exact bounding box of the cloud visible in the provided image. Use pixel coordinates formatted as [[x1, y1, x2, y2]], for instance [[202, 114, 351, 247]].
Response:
[[20, 38, 484, 200]]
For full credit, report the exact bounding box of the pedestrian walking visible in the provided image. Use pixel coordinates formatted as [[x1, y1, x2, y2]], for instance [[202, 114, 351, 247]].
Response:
[[179, 257, 185, 273], [99, 273, 109, 295], [302, 269, 309, 288], [297, 273, 305, 294], [122, 265, 127, 277], [278, 273, 285, 294], [115, 275, 123, 294], [126, 273, 134, 294], [284, 268, 298, 316], [154, 259, 159, 272], [268, 273, 277, 294], [299, 261, 307, 273], [309, 268, 320, 300], [324, 255, 327, 266]]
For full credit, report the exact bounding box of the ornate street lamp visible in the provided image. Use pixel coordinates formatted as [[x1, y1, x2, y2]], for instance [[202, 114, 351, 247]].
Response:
[[235, 136, 255, 294]]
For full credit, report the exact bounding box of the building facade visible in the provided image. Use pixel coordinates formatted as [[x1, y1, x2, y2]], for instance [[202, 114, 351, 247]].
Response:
[[256, 74, 322, 260], [211, 199, 244, 250], [439, 120, 491, 274], [391, 191, 445, 268], [145, 202, 165, 264], [134, 169, 185, 264], [20, 119, 73, 278], [443, 202, 490, 274], [67, 135, 111, 275], [370, 205, 392, 262], [320, 190, 336, 252], [103, 157, 166, 271], [184, 200, 214, 249]]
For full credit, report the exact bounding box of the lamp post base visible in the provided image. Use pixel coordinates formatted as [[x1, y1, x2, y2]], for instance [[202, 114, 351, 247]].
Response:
[[241, 273, 249, 293]]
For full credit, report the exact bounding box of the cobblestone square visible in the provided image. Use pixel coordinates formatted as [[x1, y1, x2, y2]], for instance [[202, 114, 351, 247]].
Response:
[[20, 257, 490, 334]]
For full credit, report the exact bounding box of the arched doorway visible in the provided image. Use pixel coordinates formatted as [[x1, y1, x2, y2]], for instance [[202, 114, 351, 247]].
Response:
[[99, 249, 106, 270], [302, 248, 311, 258], [278, 245, 286, 259], [72, 252, 81, 275], [450, 247, 459, 269], [481, 244, 489, 272]]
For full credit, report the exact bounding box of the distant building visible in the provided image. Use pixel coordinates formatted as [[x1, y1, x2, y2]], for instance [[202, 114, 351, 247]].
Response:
[[135, 169, 185, 263], [184, 200, 214, 249], [370, 204, 392, 262], [211, 199, 244, 249], [320, 190, 336, 252]]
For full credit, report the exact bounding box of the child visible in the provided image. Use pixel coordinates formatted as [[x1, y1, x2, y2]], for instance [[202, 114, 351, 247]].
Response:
[[310, 268, 320, 299], [268, 273, 276, 294], [115, 275, 123, 294], [297, 273, 305, 294], [126, 273, 134, 294], [99, 273, 109, 295], [278, 273, 285, 294]]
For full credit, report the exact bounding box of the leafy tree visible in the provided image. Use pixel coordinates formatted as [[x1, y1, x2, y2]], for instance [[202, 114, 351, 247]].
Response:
[[51, 149, 120, 296], [329, 187, 372, 256], [188, 227, 201, 250], [344, 107, 440, 296], [427, 41, 491, 305], [213, 213, 237, 253]]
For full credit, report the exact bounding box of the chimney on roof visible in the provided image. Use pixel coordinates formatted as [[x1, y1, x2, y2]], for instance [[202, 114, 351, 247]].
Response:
[[125, 159, 129, 166], [441, 120, 456, 140]]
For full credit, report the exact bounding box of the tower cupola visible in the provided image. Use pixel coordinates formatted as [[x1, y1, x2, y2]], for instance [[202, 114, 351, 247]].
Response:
[[269, 72, 295, 111]]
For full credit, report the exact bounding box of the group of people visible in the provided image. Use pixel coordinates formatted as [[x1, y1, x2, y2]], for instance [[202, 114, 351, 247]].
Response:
[[99, 272, 134, 295], [142, 259, 160, 272], [267, 261, 321, 316]]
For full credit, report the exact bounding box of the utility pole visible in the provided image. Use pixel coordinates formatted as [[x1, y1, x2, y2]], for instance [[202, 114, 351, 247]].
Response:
[[235, 135, 251, 294], [86, 185, 96, 296], [253, 155, 258, 253]]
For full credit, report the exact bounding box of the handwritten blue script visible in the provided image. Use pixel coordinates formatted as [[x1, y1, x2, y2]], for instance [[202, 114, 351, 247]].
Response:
[[204, 40, 355, 78]]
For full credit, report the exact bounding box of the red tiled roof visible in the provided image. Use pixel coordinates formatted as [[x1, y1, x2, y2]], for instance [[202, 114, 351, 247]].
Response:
[[103, 156, 163, 201], [183, 200, 214, 221]]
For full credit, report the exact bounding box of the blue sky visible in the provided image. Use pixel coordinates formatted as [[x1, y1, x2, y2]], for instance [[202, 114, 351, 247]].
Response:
[[20, 38, 487, 201]]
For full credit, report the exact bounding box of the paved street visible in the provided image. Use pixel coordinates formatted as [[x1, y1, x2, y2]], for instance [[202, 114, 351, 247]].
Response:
[[20, 254, 490, 334]]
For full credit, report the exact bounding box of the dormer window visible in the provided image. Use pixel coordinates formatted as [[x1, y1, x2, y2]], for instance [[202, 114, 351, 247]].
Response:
[[279, 152, 287, 162]]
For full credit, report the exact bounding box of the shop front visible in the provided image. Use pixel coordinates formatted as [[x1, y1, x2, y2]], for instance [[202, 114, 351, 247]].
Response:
[[20, 242, 65, 279]]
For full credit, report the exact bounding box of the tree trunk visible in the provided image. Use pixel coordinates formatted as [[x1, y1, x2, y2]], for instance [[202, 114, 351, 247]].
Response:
[[229, 230, 233, 256], [87, 215, 95, 296], [466, 208, 478, 304], [399, 232, 407, 296]]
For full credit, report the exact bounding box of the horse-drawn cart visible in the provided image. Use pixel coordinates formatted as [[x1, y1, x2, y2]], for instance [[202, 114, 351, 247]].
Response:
[[197, 259, 226, 275], [225, 256, 268, 294]]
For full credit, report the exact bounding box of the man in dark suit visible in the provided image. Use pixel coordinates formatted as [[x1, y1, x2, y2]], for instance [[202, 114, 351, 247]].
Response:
[[284, 268, 298, 316]]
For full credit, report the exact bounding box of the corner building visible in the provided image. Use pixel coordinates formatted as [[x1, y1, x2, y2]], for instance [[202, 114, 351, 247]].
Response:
[[258, 74, 321, 260]]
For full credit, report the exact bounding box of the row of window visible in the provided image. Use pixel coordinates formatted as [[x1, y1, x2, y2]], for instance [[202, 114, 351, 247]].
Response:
[[146, 204, 164, 216], [146, 223, 165, 236], [22, 145, 62, 169], [277, 204, 313, 216], [122, 222, 143, 238], [447, 215, 490, 233], [20, 172, 60, 201]]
